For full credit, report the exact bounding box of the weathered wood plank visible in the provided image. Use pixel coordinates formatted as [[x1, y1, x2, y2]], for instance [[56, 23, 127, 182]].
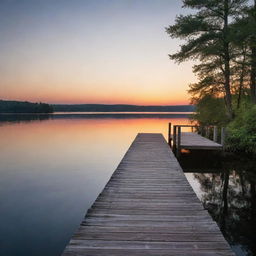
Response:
[[61, 133, 234, 256], [73, 232, 226, 242], [77, 224, 222, 233], [63, 248, 234, 256], [66, 240, 231, 249], [87, 209, 210, 216]]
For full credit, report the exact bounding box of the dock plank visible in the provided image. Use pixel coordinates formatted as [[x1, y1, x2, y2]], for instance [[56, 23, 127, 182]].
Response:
[[62, 133, 234, 256]]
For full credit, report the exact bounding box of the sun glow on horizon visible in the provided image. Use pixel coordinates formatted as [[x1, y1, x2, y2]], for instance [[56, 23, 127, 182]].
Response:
[[0, 0, 196, 105], [1, 86, 191, 105]]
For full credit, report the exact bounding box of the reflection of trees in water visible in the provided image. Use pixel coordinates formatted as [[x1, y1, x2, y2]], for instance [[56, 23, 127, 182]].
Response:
[[0, 113, 189, 124], [193, 158, 256, 255], [0, 114, 51, 124]]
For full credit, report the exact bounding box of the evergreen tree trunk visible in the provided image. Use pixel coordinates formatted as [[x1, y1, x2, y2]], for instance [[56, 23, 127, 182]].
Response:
[[237, 68, 245, 109], [251, 47, 256, 103], [224, 48, 233, 117], [223, 0, 233, 118], [237, 49, 246, 109]]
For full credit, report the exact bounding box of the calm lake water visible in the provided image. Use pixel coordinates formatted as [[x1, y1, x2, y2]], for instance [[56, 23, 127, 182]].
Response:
[[0, 113, 255, 256]]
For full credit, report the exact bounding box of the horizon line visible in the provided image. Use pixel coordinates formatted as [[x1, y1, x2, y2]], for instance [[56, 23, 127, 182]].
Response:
[[1, 98, 192, 106]]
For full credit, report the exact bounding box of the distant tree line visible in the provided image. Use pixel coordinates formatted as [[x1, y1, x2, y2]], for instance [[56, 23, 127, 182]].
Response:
[[53, 104, 195, 112], [0, 100, 53, 113], [166, 0, 256, 154]]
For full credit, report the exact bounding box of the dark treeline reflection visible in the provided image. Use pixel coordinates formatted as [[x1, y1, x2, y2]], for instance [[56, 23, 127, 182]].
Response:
[[0, 113, 190, 123], [181, 152, 256, 256], [0, 113, 52, 123]]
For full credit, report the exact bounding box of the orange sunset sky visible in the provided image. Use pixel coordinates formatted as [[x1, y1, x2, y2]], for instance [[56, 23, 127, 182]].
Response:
[[0, 0, 196, 105]]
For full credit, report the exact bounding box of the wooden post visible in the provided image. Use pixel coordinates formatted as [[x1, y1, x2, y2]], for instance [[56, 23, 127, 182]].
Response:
[[213, 126, 218, 142], [199, 126, 204, 135], [206, 126, 210, 138], [195, 125, 199, 134], [173, 125, 177, 152], [197, 125, 200, 134], [221, 127, 226, 149], [168, 122, 172, 147], [176, 126, 181, 157]]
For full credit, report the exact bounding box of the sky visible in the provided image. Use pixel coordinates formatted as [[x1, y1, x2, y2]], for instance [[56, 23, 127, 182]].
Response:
[[0, 0, 196, 105]]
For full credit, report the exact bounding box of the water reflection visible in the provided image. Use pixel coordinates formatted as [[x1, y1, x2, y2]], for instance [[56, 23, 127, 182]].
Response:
[[182, 153, 256, 256], [0, 112, 191, 122], [4, 114, 254, 256], [0, 114, 190, 256], [0, 113, 52, 123]]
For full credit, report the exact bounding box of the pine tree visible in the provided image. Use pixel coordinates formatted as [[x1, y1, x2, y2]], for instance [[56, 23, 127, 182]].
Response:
[[166, 0, 248, 119]]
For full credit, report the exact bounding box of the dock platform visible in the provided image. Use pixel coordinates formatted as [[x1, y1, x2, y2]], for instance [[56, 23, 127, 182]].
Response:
[[62, 133, 234, 256], [179, 132, 223, 150]]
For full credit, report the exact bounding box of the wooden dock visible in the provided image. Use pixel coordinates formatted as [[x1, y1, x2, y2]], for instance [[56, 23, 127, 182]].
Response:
[[62, 133, 234, 256], [169, 124, 224, 156], [179, 132, 223, 150]]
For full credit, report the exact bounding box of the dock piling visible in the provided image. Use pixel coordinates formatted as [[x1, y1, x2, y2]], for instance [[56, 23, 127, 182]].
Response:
[[213, 126, 218, 142], [176, 126, 181, 157], [173, 125, 177, 152], [206, 126, 210, 138], [221, 127, 226, 148], [168, 122, 172, 147]]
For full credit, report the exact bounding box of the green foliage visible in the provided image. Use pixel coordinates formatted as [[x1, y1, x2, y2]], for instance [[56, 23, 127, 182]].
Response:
[[166, 0, 254, 118], [191, 95, 227, 126], [231, 2, 256, 103], [188, 75, 224, 100], [166, 10, 223, 63], [227, 104, 256, 154], [166, 0, 256, 153]]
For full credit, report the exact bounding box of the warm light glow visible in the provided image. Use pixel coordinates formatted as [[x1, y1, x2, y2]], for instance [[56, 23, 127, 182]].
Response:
[[0, 1, 196, 105], [0, 117, 192, 148]]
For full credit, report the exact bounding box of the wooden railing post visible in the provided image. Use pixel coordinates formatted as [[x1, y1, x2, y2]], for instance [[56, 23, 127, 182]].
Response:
[[199, 126, 204, 135], [168, 122, 172, 147], [196, 125, 199, 134], [213, 126, 218, 142], [221, 127, 226, 149], [176, 126, 181, 157], [173, 125, 177, 152], [206, 126, 210, 138]]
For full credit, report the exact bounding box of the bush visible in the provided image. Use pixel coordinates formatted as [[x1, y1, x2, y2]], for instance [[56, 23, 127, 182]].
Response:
[[191, 95, 228, 126], [227, 105, 256, 154]]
